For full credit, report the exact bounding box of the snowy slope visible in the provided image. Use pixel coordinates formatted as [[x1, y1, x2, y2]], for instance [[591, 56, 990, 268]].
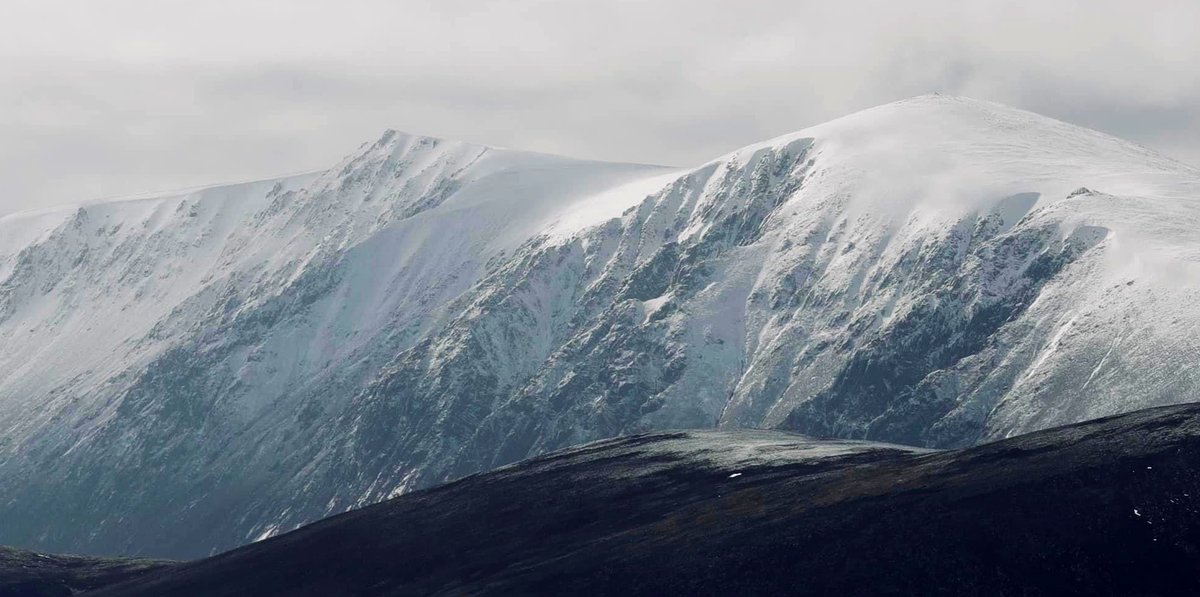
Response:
[[1, 95, 1198, 558], [0, 133, 677, 556]]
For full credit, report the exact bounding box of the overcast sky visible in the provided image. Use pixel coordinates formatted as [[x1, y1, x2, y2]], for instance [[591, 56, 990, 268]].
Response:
[[2, 0, 1198, 216]]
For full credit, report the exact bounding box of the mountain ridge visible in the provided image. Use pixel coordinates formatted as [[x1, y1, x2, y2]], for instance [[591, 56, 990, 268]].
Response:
[[2, 94, 1195, 225], [1, 95, 1197, 558]]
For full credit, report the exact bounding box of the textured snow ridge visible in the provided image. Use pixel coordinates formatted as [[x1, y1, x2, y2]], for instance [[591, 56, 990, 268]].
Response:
[[1, 95, 1198, 558]]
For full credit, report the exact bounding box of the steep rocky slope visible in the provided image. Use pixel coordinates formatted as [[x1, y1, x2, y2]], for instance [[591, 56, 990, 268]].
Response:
[[1, 95, 1197, 557]]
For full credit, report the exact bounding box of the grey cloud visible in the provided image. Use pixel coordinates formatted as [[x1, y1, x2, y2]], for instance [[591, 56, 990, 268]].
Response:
[[1, 1, 1198, 216]]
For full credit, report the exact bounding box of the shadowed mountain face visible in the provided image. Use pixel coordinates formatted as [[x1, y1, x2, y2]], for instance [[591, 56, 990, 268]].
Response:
[[0, 548, 171, 596], [91, 403, 1200, 596]]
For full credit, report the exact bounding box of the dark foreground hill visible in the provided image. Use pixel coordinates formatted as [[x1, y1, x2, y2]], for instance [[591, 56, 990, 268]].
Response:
[[0, 547, 170, 596], [82, 402, 1200, 596]]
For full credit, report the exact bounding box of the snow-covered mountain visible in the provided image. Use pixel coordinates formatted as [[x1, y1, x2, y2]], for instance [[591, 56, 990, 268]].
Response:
[[1, 95, 1197, 558]]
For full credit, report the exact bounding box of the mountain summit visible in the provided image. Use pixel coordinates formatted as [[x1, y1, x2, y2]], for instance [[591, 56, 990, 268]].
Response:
[[1, 96, 1197, 558]]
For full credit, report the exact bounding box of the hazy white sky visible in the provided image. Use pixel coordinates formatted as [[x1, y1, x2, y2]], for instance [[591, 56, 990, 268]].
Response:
[[2, 0, 1198, 215]]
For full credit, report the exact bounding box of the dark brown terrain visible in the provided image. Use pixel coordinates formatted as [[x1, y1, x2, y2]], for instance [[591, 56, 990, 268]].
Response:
[[67, 402, 1200, 596]]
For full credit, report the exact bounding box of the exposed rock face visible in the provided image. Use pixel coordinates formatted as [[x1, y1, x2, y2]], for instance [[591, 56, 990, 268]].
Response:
[[1, 95, 1198, 557]]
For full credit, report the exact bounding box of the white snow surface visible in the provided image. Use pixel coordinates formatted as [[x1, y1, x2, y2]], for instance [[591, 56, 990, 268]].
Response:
[[0, 95, 1198, 558], [0, 131, 672, 434]]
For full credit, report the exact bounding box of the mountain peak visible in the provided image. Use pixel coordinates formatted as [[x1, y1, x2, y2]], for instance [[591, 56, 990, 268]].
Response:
[[2, 95, 1198, 561], [355, 127, 492, 161]]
